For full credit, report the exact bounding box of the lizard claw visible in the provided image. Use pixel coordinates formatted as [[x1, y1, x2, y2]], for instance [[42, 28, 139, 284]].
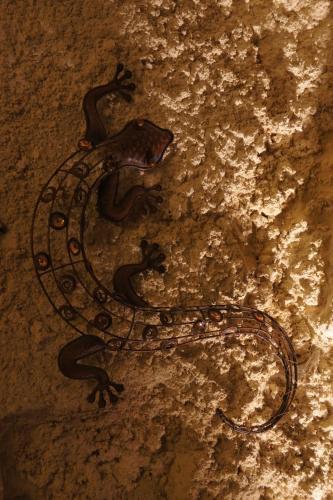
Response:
[[141, 239, 149, 251], [140, 240, 167, 273], [119, 70, 132, 81], [149, 252, 166, 273], [122, 82, 136, 91], [139, 185, 163, 216], [119, 91, 133, 103], [87, 380, 124, 408], [112, 63, 136, 102], [115, 63, 124, 76]]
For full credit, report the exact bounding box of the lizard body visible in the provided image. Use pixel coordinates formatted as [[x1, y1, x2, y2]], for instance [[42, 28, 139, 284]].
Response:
[[32, 64, 297, 433]]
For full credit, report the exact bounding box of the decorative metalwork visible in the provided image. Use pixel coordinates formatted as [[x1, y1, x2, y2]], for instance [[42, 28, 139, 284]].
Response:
[[192, 319, 206, 335], [41, 187, 56, 203], [59, 305, 77, 321], [49, 212, 67, 230], [70, 162, 90, 179], [142, 325, 158, 340], [34, 252, 51, 271], [208, 308, 223, 322], [74, 187, 88, 205], [59, 274, 76, 294], [94, 312, 112, 330], [68, 238, 81, 256], [160, 339, 178, 351], [160, 311, 174, 325], [31, 63, 297, 432], [93, 287, 108, 304]]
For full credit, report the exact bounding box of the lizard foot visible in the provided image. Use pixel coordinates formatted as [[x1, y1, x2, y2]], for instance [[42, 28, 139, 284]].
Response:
[[140, 184, 163, 216], [112, 63, 136, 102], [87, 380, 125, 409], [141, 239, 166, 274]]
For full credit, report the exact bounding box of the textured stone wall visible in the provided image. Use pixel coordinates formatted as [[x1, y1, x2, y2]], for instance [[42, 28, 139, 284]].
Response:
[[1, 0, 333, 498]]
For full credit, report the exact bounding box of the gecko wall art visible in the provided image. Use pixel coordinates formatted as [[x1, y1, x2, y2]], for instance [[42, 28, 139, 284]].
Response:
[[31, 64, 297, 434]]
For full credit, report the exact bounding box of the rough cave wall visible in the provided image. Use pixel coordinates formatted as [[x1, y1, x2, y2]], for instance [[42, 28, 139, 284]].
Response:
[[1, 0, 333, 498]]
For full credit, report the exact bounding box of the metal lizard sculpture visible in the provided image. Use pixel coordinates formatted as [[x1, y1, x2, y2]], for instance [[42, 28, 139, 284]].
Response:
[[32, 64, 297, 433]]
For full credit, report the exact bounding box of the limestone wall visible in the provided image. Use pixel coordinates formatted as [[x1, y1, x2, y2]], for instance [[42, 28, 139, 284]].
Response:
[[1, 1, 332, 498]]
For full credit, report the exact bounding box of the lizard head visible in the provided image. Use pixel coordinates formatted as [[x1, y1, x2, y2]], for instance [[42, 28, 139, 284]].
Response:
[[109, 119, 174, 170]]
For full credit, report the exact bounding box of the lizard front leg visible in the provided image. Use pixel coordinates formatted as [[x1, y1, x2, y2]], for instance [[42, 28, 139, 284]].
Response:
[[97, 170, 163, 222], [58, 335, 124, 408], [79, 63, 136, 150], [113, 240, 166, 307]]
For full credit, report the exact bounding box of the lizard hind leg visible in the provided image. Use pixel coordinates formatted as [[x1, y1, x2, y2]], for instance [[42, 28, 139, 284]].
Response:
[[112, 240, 167, 307], [58, 335, 124, 409], [141, 239, 166, 274]]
